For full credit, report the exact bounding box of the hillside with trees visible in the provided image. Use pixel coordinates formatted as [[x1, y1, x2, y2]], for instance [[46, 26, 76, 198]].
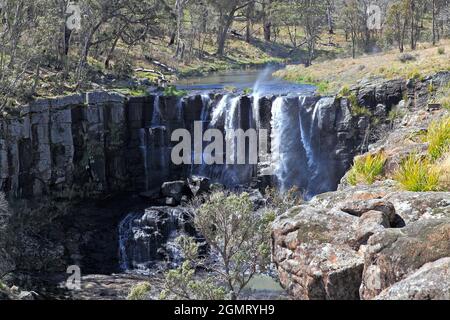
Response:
[[0, 0, 449, 108]]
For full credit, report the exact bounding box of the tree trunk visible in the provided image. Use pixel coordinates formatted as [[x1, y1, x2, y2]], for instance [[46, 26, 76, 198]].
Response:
[[263, 22, 271, 41], [262, 0, 272, 41], [245, 3, 253, 43], [432, 0, 436, 45], [104, 35, 120, 69], [216, 9, 236, 56]]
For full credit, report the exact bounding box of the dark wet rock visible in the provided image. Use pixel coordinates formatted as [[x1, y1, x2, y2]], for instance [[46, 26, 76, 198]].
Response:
[[161, 181, 192, 203], [119, 206, 195, 270], [187, 176, 210, 196]]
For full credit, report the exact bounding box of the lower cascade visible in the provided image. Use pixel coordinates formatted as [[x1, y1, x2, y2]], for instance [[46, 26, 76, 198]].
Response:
[[118, 89, 363, 272]]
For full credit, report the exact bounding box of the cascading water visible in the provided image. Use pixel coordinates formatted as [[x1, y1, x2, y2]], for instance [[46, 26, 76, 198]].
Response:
[[118, 207, 194, 272], [119, 70, 354, 273]]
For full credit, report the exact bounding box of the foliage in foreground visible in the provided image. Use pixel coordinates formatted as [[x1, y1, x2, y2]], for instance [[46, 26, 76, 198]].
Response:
[[159, 237, 226, 300], [160, 191, 276, 300], [348, 152, 387, 186], [127, 282, 152, 300]]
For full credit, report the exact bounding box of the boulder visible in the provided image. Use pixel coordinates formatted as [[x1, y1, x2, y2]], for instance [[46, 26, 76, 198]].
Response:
[[272, 206, 364, 300], [360, 218, 450, 300], [375, 258, 450, 300], [356, 210, 391, 244], [161, 181, 192, 202], [187, 176, 210, 196]]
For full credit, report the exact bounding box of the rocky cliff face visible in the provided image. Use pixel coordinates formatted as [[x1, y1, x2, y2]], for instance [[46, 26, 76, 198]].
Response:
[[0, 88, 373, 280], [272, 73, 450, 300], [1, 72, 447, 297]]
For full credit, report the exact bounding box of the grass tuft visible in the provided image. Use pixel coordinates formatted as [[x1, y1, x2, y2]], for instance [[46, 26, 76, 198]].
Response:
[[426, 116, 450, 161], [348, 93, 372, 116], [394, 153, 440, 192], [348, 152, 386, 186]]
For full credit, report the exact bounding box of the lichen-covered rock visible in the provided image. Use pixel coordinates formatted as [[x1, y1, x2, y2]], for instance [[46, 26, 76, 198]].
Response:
[[374, 258, 450, 300], [360, 218, 450, 300], [272, 206, 364, 300]]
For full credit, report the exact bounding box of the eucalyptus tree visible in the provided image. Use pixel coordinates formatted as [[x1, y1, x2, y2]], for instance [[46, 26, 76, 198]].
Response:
[[207, 0, 254, 56]]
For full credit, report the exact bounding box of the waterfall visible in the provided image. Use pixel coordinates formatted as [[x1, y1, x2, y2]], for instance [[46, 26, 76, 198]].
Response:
[[120, 90, 356, 273], [151, 95, 161, 127], [118, 207, 192, 273], [138, 129, 149, 191], [224, 97, 240, 165], [252, 94, 261, 128], [299, 96, 315, 174], [211, 95, 229, 126], [118, 212, 141, 272], [176, 98, 184, 120], [200, 94, 211, 122]]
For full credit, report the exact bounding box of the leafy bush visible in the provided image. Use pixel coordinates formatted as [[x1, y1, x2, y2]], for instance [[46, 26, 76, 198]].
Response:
[[340, 86, 351, 97], [127, 282, 152, 300], [348, 152, 386, 186], [163, 85, 187, 97], [438, 47, 445, 55], [394, 153, 440, 192], [408, 69, 423, 81], [159, 236, 227, 300], [264, 186, 303, 214], [426, 116, 450, 161], [160, 192, 274, 300], [388, 108, 406, 122], [243, 88, 253, 95]]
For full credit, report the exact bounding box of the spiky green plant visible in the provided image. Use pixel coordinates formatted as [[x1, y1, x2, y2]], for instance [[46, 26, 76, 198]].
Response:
[[426, 116, 450, 161], [394, 153, 440, 192], [348, 152, 386, 185]]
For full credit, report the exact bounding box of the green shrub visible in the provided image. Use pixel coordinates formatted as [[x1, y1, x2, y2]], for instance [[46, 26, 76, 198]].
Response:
[[340, 86, 351, 97], [408, 69, 423, 81], [127, 282, 152, 300], [348, 152, 386, 185], [347, 93, 372, 116], [243, 88, 253, 95], [438, 47, 445, 55], [388, 108, 406, 122], [442, 98, 450, 111], [224, 85, 238, 93], [426, 116, 450, 160], [163, 85, 187, 97], [394, 154, 440, 192]]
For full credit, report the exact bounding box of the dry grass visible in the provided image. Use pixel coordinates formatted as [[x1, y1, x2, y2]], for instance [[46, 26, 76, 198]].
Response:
[[275, 40, 450, 94]]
